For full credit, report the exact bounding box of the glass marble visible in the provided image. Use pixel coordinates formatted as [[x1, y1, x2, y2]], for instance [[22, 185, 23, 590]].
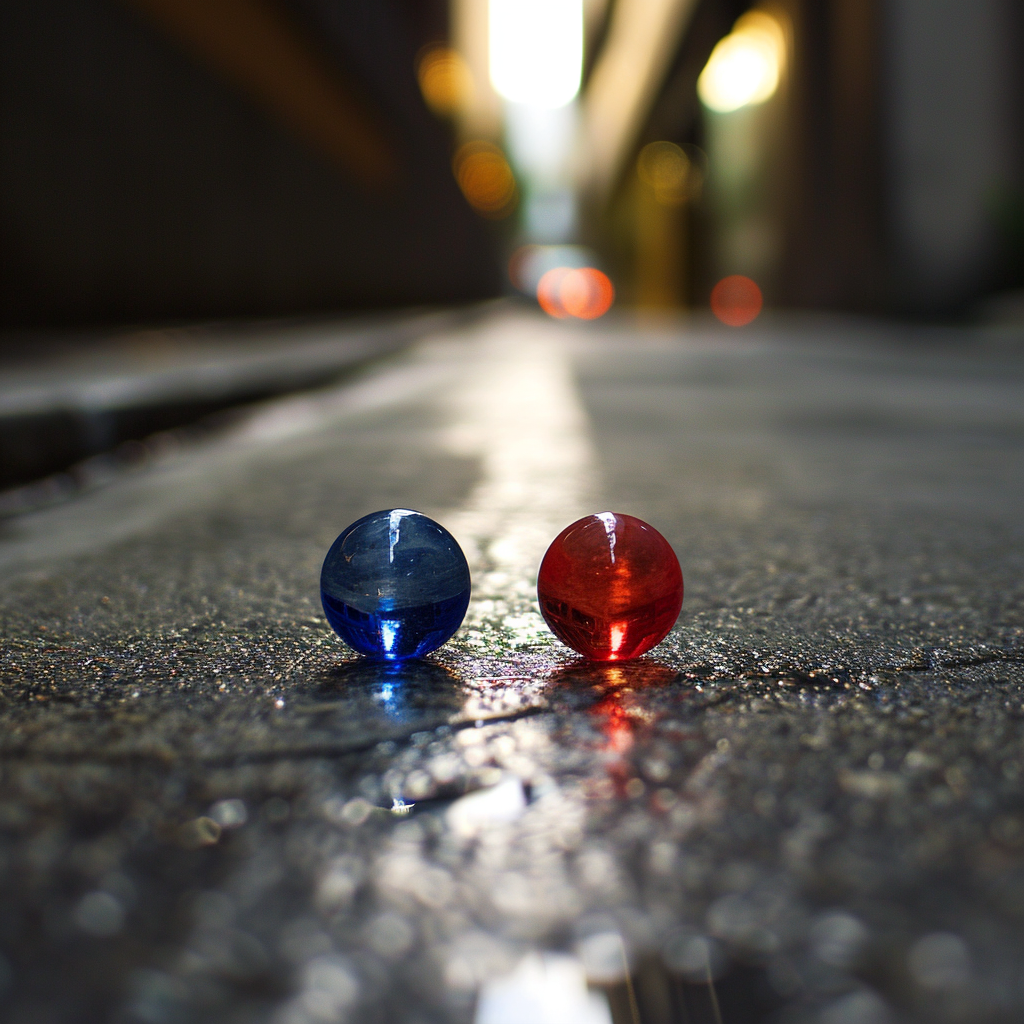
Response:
[[320, 509, 471, 659], [537, 513, 683, 661]]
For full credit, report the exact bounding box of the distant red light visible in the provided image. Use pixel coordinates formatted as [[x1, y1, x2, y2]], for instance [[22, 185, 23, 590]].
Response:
[[711, 275, 763, 326], [560, 268, 615, 320], [537, 266, 615, 320], [537, 267, 572, 318]]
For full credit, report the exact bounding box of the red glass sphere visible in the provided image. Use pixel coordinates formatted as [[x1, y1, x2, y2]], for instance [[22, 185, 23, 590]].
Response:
[[537, 513, 683, 661]]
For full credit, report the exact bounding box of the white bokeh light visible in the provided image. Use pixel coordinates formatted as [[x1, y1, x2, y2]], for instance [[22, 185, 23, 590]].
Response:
[[489, 0, 583, 109], [698, 12, 784, 113]]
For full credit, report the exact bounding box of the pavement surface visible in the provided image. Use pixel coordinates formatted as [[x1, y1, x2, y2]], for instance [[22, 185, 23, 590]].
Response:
[[0, 307, 470, 493], [1, 309, 1023, 1024]]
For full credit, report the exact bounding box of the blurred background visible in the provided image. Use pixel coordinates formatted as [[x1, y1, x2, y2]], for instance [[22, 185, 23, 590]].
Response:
[[2, 0, 1024, 493], [2, 0, 1022, 330]]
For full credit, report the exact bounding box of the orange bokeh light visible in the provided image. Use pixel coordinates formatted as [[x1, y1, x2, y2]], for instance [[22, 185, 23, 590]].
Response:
[[560, 267, 615, 319], [416, 46, 473, 117], [453, 141, 517, 217], [537, 267, 572, 318], [537, 266, 615, 320], [710, 275, 763, 326]]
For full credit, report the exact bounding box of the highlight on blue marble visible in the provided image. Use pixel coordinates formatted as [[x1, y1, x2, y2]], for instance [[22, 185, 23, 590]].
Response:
[[320, 509, 471, 659]]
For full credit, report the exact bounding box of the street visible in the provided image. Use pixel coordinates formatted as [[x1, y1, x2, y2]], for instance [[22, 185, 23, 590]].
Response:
[[1, 308, 1023, 1023]]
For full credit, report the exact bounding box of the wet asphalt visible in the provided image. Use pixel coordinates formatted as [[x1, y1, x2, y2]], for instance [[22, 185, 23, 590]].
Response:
[[1, 309, 1023, 1024]]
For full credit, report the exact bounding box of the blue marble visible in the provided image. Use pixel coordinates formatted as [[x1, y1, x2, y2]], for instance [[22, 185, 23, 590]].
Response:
[[320, 509, 471, 659]]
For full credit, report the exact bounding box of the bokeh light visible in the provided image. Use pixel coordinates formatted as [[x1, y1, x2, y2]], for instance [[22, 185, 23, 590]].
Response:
[[537, 267, 572, 318], [489, 0, 583, 109], [453, 141, 517, 217], [636, 141, 698, 206], [537, 266, 614, 320], [697, 11, 785, 113], [560, 268, 614, 319], [416, 45, 474, 117], [508, 245, 541, 292], [710, 275, 763, 326], [508, 243, 595, 294]]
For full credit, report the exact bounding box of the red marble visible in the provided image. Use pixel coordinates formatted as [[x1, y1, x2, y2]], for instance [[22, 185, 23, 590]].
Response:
[[537, 513, 683, 661]]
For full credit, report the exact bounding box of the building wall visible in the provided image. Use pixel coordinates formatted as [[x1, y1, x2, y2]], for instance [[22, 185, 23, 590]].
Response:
[[885, 0, 1012, 312], [0, 0, 499, 328], [620, 0, 1024, 316]]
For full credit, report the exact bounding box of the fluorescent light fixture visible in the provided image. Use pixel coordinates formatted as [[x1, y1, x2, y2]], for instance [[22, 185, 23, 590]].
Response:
[[489, 0, 584, 108]]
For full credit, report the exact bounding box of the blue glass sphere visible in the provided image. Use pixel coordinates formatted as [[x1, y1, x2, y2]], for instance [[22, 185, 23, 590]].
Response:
[[320, 509, 471, 659]]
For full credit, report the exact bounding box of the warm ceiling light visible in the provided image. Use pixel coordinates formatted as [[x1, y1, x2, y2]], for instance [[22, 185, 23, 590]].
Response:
[[489, 0, 584, 108], [697, 10, 784, 113]]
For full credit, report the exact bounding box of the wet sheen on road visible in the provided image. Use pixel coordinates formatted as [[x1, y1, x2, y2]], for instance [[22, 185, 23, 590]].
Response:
[[1, 310, 1023, 1024]]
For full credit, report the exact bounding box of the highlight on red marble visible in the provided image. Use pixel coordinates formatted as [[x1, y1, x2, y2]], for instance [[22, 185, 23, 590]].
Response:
[[537, 512, 683, 660]]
